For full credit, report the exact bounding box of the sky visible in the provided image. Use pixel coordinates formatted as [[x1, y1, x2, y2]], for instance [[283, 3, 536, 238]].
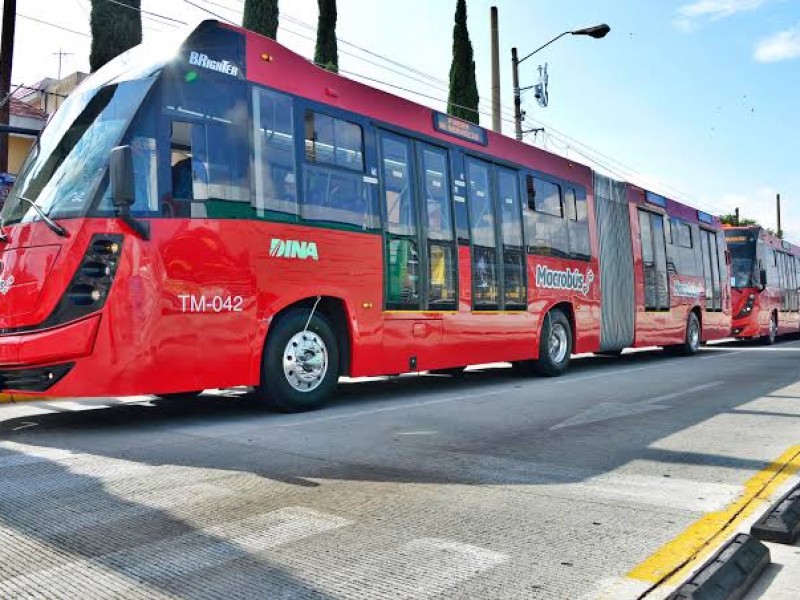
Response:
[[5, 0, 800, 240]]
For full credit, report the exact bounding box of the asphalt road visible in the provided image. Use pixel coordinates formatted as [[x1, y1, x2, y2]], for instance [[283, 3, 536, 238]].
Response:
[[1, 339, 799, 599]]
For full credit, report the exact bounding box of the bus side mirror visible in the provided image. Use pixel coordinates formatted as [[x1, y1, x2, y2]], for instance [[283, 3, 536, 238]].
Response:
[[109, 145, 150, 240], [760, 269, 768, 288], [109, 145, 135, 210]]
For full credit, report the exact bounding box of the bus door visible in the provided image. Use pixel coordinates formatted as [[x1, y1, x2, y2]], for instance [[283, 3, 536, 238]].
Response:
[[636, 209, 676, 343], [378, 131, 458, 373], [698, 228, 726, 337]]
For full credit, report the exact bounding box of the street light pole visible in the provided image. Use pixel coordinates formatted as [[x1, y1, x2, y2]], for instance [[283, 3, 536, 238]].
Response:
[[512, 24, 610, 142]]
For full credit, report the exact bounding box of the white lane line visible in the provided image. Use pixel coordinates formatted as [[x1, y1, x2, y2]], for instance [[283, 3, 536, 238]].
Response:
[[0, 507, 351, 598], [580, 576, 651, 600], [336, 538, 506, 599], [550, 381, 724, 430]]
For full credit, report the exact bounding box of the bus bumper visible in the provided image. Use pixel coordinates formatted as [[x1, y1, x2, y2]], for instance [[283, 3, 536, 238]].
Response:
[[731, 318, 761, 339], [0, 315, 101, 401]]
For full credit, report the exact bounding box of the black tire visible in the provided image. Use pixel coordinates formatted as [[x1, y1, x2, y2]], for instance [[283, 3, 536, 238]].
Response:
[[762, 314, 777, 346], [256, 309, 339, 412], [511, 360, 537, 376], [428, 366, 466, 376], [676, 312, 701, 356], [154, 390, 204, 400], [535, 309, 572, 377], [595, 349, 623, 357]]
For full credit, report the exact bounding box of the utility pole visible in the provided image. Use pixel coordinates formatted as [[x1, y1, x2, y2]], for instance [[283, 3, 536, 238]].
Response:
[[0, 0, 17, 174], [734, 207, 740, 226], [490, 6, 500, 133], [776, 193, 782, 238], [511, 47, 522, 141]]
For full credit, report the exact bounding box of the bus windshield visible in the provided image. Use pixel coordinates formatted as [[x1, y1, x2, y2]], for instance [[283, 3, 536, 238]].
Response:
[[726, 235, 758, 289], [1, 78, 155, 225]]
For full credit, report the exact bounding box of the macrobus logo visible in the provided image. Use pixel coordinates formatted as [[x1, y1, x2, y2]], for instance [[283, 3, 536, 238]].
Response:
[[535, 265, 594, 296], [270, 238, 319, 261]]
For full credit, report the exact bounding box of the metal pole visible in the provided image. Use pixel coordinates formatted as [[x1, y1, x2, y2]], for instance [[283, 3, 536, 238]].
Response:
[[777, 193, 782, 238], [0, 0, 17, 174], [512, 47, 522, 141], [734, 207, 740, 226], [490, 6, 501, 133]]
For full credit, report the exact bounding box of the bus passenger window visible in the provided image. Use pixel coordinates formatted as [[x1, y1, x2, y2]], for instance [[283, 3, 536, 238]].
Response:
[[169, 121, 207, 217], [524, 176, 569, 258], [253, 87, 297, 219]]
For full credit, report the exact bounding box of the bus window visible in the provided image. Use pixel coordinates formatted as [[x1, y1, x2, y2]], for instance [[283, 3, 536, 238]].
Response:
[[565, 187, 591, 261], [466, 158, 498, 308], [252, 87, 297, 219], [497, 167, 526, 308], [382, 134, 420, 309], [170, 120, 208, 217], [302, 112, 378, 230], [420, 144, 456, 309], [524, 176, 569, 258]]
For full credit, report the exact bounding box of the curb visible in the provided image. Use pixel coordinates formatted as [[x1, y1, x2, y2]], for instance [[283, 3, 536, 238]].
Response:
[[666, 533, 770, 600], [750, 482, 800, 545]]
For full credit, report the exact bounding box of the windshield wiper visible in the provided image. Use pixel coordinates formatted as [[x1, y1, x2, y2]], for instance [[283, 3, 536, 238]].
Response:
[[18, 196, 69, 237]]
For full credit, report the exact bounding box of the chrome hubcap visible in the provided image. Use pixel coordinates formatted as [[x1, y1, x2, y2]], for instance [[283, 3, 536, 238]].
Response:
[[548, 323, 569, 364], [689, 320, 700, 350], [283, 331, 328, 392]]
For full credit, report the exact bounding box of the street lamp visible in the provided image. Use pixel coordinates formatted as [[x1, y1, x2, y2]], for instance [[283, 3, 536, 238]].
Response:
[[512, 24, 610, 141]]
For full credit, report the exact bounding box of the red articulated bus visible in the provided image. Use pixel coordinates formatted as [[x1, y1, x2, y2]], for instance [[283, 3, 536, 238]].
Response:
[[725, 226, 800, 343], [0, 21, 731, 411]]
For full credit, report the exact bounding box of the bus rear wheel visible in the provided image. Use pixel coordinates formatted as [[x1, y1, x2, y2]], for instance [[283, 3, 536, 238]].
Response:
[[535, 309, 572, 377], [258, 309, 340, 413]]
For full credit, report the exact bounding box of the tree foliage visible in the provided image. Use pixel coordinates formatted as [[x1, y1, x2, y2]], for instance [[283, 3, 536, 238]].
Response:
[[447, 0, 480, 124], [243, 0, 279, 39], [720, 214, 782, 238], [315, 0, 338, 73], [90, 0, 142, 73], [719, 214, 759, 227]]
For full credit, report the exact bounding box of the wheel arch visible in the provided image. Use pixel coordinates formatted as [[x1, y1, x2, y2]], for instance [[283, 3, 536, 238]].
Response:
[[260, 295, 353, 380]]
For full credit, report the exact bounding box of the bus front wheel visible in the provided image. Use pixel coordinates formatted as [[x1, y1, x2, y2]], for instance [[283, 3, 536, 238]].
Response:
[[762, 314, 777, 346], [258, 309, 340, 413], [535, 309, 572, 377]]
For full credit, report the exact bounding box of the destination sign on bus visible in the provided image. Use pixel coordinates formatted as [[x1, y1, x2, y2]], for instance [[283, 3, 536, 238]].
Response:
[[432, 112, 488, 146]]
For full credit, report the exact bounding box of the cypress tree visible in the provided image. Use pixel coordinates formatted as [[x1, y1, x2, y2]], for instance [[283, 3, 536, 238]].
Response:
[[89, 0, 142, 73], [243, 0, 279, 39], [447, 0, 480, 124], [314, 0, 338, 73]]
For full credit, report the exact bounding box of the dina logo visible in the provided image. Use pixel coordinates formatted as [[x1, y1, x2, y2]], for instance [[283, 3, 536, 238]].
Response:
[[188, 51, 239, 77], [535, 265, 594, 296], [0, 275, 14, 295], [270, 239, 319, 261]]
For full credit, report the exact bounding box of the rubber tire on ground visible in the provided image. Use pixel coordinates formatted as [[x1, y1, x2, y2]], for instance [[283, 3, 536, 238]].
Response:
[[153, 390, 204, 400], [257, 309, 340, 413], [676, 311, 701, 356], [534, 309, 572, 377], [761, 314, 777, 346], [428, 366, 466, 376], [595, 349, 623, 357]]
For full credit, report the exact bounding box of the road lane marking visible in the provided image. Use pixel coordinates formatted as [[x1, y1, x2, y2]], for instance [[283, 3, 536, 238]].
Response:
[[627, 444, 800, 589], [337, 538, 506, 599], [550, 381, 724, 430]]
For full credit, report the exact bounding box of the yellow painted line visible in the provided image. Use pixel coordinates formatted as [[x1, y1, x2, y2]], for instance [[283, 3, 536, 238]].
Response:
[[628, 444, 800, 586]]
